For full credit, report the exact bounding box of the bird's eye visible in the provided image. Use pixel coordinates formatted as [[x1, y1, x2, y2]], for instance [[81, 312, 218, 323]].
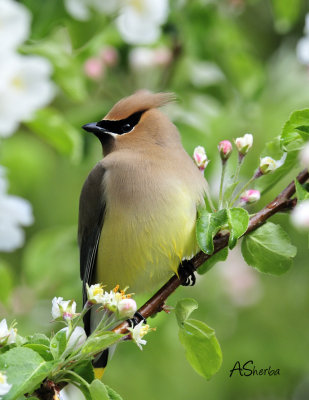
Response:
[[121, 123, 131, 133]]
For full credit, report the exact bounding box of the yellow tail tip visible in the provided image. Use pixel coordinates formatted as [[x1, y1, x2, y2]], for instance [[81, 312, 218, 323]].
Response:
[[94, 367, 105, 380]]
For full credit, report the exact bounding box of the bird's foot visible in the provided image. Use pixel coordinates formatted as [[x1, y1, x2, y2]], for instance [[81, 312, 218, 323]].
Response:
[[178, 260, 196, 286], [128, 311, 147, 327]]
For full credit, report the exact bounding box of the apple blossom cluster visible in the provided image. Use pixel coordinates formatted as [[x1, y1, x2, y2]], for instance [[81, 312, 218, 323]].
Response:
[[0, 319, 17, 346], [0, 167, 33, 252], [0, 0, 55, 137], [51, 284, 150, 352], [64, 0, 169, 45], [193, 132, 288, 209]]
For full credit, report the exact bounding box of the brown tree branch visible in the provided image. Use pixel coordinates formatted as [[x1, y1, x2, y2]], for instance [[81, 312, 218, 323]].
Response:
[[113, 168, 309, 334]]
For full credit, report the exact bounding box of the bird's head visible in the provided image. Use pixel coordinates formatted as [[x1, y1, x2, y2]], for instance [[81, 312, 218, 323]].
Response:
[[82, 91, 177, 152]]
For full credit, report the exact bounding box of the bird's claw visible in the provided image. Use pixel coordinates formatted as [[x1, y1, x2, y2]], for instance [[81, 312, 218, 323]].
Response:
[[178, 260, 196, 286]]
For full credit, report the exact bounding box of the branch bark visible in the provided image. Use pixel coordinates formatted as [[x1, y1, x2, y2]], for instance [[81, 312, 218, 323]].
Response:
[[113, 168, 309, 334]]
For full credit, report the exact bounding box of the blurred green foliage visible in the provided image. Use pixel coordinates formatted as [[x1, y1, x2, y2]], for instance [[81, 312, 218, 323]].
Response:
[[1, 0, 309, 399]]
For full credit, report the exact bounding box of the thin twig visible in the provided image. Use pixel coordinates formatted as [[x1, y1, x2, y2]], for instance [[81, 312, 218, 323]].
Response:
[[113, 169, 309, 334]]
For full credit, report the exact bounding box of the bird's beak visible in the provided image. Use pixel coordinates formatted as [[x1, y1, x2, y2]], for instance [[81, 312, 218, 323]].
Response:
[[82, 122, 108, 136]]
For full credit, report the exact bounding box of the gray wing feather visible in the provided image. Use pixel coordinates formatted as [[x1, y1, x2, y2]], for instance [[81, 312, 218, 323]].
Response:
[[78, 162, 106, 321]]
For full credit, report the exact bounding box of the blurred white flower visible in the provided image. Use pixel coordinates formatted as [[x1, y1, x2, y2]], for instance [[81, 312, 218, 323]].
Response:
[[0, 53, 55, 137], [218, 247, 262, 307], [296, 37, 309, 66], [291, 200, 309, 230], [0, 167, 33, 252], [0, 0, 30, 54], [117, 0, 169, 44], [0, 372, 12, 397], [52, 297, 77, 321], [299, 142, 309, 168], [129, 46, 171, 69], [65, 0, 119, 21], [296, 13, 309, 65], [0, 319, 16, 346]]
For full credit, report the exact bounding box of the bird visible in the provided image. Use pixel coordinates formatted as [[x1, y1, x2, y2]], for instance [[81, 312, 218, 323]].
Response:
[[78, 90, 208, 377]]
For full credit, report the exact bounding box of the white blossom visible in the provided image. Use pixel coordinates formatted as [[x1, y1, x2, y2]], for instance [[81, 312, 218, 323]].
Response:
[[0, 167, 33, 252], [296, 13, 309, 65], [127, 320, 150, 350], [0, 319, 16, 346], [116, 0, 169, 45], [291, 200, 309, 230], [86, 283, 105, 304], [0, 372, 12, 397], [59, 326, 87, 354], [0, 53, 55, 137], [259, 153, 286, 175], [52, 297, 77, 321], [0, 0, 30, 54]]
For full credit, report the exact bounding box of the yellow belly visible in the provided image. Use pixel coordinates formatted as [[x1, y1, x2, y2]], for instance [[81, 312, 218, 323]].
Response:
[[96, 187, 199, 293]]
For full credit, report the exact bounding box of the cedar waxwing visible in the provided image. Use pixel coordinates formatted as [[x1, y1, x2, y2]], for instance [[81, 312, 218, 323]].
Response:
[[78, 91, 207, 375]]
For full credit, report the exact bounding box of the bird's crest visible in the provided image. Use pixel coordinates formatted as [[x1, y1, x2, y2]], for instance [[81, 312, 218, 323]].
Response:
[[104, 90, 175, 121]]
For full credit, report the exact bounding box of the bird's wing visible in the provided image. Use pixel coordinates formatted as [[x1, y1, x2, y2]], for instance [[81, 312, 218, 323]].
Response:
[[78, 162, 106, 317]]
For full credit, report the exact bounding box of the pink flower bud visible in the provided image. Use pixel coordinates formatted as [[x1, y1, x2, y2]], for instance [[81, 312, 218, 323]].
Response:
[[218, 140, 232, 161], [117, 298, 137, 318], [193, 146, 209, 172], [84, 57, 104, 80], [100, 46, 119, 67], [240, 189, 260, 205]]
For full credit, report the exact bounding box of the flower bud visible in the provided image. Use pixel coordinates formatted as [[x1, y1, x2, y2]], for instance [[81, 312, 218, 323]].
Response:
[[0, 319, 16, 346], [52, 297, 77, 321], [299, 142, 309, 169], [117, 298, 137, 318], [84, 57, 104, 80], [60, 326, 87, 354], [218, 140, 232, 161], [235, 133, 253, 155], [259, 156, 277, 175], [291, 200, 309, 230], [193, 146, 209, 172], [240, 189, 260, 205]]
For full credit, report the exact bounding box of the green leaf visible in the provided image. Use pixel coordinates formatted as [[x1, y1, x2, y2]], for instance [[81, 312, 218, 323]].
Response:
[[23, 344, 53, 362], [295, 179, 309, 201], [89, 380, 109, 400], [175, 298, 198, 327], [26, 108, 82, 162], [179, 319, 222, 380], [226, 208, 249, 249], [105, 385, 124, 400], [280, 109, 309, 151], [81, 332, 123, 356], [196, 209, 227, 254], [73, 360, 95, 384], [197, 247, 228, 275], [25, 334, 50, 347], [50, 329, 67, 360], [241, 222, 297, 275], [0, 347, 54, 400]]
